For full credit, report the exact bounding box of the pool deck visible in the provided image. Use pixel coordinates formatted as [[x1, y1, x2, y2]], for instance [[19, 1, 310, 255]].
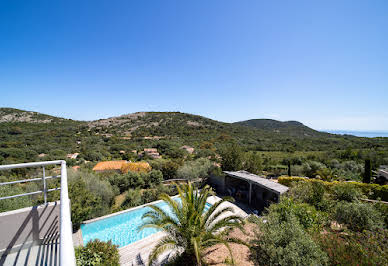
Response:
[[75, 195, 248, 265]]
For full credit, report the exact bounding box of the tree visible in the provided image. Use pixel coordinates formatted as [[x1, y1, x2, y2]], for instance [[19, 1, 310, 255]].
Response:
[[288, 161, 291, 176], [177, 158, 212, 180], [363, 159, 371, 183], [244, 152, 262, 175], [139, 182, 246, 265], [220, 143, 243, 171]]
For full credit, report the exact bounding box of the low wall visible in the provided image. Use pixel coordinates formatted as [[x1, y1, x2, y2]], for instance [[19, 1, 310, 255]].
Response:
[[0, 201, 60, 252]]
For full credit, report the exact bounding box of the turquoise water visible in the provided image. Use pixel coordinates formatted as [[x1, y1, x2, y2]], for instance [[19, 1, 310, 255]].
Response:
[[81, 199, 212, 247]]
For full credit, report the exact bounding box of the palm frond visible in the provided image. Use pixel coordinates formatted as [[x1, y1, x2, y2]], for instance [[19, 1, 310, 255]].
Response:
[[204, 206, 235, 228], [147, 236, 179, 266]]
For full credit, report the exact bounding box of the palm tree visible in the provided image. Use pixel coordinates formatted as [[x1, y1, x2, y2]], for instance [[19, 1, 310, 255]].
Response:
[[139, 182, 246, 266]]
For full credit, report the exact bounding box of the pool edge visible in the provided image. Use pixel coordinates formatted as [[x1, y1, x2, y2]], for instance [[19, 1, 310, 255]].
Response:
[[82, 194, 181, 225]]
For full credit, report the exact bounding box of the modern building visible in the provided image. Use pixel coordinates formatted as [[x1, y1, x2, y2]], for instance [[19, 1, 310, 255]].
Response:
[[376, 165, 388, 185], [211, 170, 289, 213]]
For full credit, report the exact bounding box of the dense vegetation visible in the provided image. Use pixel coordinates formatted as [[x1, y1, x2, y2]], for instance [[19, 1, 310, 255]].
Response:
[[1, 108, 388, 265], [75, 239, 119, 266], [250, 179, 388, 265], [1, 108, 388, 171]]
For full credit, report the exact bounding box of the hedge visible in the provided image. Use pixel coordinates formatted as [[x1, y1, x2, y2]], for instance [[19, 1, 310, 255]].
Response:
[[278, 176, 388, 201]]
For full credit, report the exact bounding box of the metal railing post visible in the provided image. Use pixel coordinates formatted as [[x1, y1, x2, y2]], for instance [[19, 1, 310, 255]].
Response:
[[42, 166, 47, 204], [59, 161, 76, 266], [0, 160, 76, 266]]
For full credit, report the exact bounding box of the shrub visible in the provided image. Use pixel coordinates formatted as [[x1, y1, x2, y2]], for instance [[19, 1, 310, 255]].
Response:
[[143, 170, 163, 188], [316, 229, 388, 266], [0, 185, 33, 212], [177, 158, 212, 180], [333, 202, 384, 231], [268, 197, 328, 231], [122, 188, 143, 208], [302, 161, 326, 178], [120, 161, 151, 174], [374, 202, 388, 228], [121, 185, 176, 209], [149, 159, 180, 180], [68, 169, 114, 227], [68, 179, 102, 230], [278, 176, 388, 201], [251, 214, 328, 266], [244, 152, 262, 174], [108, 172, 145, 193], [288, 182, 330, 211], [332, 183, 362, 202], [219, 143, 243, 171], [75, 239, 119, 266], [71, 170, 114, 205]]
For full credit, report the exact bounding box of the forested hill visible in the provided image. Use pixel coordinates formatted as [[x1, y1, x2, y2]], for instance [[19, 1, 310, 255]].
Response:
[[0, 108, 387, 164], [234, 119, 327, 137]]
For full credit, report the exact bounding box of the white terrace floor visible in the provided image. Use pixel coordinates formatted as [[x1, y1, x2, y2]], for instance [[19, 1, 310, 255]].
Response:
[[74, 196, 248, 266]]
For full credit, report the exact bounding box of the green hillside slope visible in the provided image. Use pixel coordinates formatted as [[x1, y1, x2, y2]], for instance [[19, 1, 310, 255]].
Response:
[[0, 108, 387, 164]]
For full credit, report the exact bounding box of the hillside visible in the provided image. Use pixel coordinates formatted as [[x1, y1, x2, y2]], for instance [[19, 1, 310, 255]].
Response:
[[0, 108, 72, 123], [0, 108, 387, 164], [234, 119, 327, 137]]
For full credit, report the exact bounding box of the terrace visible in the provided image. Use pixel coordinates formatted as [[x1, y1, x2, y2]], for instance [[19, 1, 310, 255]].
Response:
[[0, 161, 75, 266], [0, 161, 250, 266]]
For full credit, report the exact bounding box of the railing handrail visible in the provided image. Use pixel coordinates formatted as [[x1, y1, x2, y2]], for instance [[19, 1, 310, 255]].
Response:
[[0, 160, 76, 266], [60, 161, 76, 266], [0, 160, 64, 170]]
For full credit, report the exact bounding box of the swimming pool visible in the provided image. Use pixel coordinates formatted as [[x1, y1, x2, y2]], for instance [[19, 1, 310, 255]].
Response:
[[81, 198, 212, 247]]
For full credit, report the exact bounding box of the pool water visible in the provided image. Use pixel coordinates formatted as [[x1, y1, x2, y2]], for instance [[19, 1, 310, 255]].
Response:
[[81, 199, 212, 247]]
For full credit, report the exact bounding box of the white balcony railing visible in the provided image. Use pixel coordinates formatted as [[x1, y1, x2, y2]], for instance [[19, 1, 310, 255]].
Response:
[[0, 160, 76, 266]]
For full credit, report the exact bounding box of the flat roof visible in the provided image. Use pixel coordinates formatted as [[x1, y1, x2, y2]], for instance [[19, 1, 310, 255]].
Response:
[[224, 170, 289, 194]]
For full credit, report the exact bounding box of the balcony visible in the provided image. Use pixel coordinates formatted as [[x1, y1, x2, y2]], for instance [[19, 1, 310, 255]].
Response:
[[0, 161, 76, 266]]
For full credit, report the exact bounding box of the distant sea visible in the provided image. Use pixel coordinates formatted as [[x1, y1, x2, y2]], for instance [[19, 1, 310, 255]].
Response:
[[325, 130, 388, 138]]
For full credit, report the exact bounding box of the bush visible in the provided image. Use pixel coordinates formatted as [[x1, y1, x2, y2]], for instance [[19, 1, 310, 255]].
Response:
[[278, 176, 388, 201], [122, 188, 143, 208], [302, 161, 326, 178], [333, 202, 384, 231], [177, 158, 212, 180], [72, 170, 114, 205], [219, 143, 243, 171], [244, 152, 262, 174], [69, 179, 102, 230], [316, 229, 388, 266], [120, 161, 151, 174], [251, 214, 328, 266], [268, 197, 327, 231], [149, 159, 180, 180], [332, 183, 362, 202], [374, 202, 388, 228], [75, 239, 119, 266], [144, 170, 163, 188], [68, 169, 114, 229], [108, 170, 163, 193], [121, 185, 176, 210], [0, 185, 33, 212], [288, 182, 330, 211]]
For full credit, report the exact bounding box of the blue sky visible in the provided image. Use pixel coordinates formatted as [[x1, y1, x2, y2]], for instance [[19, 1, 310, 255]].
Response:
[[0, 1, 387, 130]]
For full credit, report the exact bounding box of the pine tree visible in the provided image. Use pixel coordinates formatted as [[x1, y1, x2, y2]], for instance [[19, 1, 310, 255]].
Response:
[[363, 159, 371, 183], [288, 161, 291, 176]]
